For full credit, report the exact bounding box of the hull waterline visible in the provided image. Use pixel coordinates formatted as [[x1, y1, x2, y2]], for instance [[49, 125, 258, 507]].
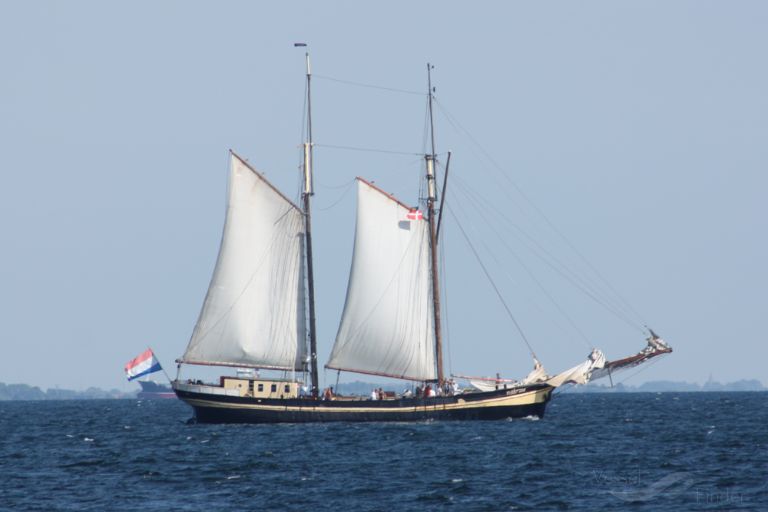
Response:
[[173, 382, 553, 424]]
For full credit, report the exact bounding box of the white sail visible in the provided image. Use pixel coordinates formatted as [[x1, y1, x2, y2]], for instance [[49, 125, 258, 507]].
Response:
[[326, 179, 437, 381], [545, 349, 605, 388], [180, 152, 307, 371]]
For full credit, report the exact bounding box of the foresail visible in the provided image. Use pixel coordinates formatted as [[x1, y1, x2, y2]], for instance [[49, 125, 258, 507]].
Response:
[[180, 152, 307, 371], [326, 179, 437, 381]]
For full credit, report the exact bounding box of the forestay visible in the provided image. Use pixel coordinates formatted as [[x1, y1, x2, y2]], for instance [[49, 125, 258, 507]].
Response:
[[180, 152, 307, 371], [327, 179, 437, 381]]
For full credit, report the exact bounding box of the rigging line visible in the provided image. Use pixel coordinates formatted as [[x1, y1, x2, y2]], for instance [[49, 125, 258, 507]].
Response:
[[316, 180, 355, 211], [315, 143, 422, 157], [316, 177, 358, 190], [446, 204, 539, 362], [615, 354, 665, 386], [450, 188, 593, 352], [450, 171, 646, 333], [314, 74, 425, 96], [433, 98, 648, 329], [450, 174, 642, 332], [443, 121, 647, 333], [450, 173, 644, 335], [450, 184, 593, 349]]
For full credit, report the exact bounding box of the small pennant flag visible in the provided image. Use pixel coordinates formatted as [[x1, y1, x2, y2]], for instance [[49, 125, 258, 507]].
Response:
[[406, 209, 423, 220]]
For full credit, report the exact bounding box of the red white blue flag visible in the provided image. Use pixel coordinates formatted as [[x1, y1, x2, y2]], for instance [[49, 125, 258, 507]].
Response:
[[124, 348, 162, 381]]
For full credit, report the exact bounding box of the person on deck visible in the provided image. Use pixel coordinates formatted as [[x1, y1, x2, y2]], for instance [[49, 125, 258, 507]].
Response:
[[370, 389, 378, 400]]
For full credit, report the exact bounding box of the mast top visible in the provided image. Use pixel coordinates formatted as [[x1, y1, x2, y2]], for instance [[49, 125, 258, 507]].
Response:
[[294, 43, 311, 77]]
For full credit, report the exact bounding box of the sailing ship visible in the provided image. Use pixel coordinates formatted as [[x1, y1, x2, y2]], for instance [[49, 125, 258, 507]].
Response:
[[171, 54, 672, 423]]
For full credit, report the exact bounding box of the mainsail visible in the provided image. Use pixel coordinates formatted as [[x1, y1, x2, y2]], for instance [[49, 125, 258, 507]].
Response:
[[326, 179, 437, 381], [179, 151, 307, 371]]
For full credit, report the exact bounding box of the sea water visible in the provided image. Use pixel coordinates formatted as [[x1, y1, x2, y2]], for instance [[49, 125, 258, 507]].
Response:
[[1, 392, 765, 511]]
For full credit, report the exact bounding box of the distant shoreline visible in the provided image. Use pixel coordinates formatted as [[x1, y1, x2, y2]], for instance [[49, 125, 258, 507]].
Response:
[[0, 382, 136, 401], [564, 378, 765, 393]]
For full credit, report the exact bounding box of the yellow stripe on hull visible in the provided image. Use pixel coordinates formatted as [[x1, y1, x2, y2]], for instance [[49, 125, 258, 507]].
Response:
[[181, 386, 552, 414]]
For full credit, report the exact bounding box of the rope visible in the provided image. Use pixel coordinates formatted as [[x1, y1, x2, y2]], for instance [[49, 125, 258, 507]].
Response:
[[615, 354, 666, 386], [449, 177, 593, 349], [314, 74, 424, 96], [315, 143, 422, 157], [446, 204, 539, 361], [316, 179, 355, 211], [316, 178, 358, 190], [434, 98, 648, 334]]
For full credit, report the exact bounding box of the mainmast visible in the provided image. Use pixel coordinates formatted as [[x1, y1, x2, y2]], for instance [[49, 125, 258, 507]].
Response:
[[300, 48, 320, 398], [426, 63, 444, 385]]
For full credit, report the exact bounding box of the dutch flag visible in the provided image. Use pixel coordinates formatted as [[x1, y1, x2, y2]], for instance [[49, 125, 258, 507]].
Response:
[[125, 348, 162, 381]]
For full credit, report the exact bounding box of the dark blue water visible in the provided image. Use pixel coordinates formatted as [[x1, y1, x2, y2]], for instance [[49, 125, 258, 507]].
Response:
[[1, 393, 765, 511]]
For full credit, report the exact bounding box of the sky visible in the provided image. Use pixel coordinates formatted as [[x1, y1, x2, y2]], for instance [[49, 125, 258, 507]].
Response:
[[1, 1, 766, 391]]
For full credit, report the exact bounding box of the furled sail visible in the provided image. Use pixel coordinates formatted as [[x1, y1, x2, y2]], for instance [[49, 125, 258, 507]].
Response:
[[545, 333, 672, 388], [589, 333, 672, 382], [179, 151, 307, 371], [545, 349, 606, 387], [326, 179, 437, 381]]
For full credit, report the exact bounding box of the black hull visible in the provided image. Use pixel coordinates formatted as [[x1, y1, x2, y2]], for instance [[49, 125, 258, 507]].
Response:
[[173, 383, 553, 424]]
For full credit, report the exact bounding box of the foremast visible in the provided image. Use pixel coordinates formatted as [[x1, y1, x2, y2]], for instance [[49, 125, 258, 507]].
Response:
[[425, 63, 444, 385], [301, 50, 320, 398]]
